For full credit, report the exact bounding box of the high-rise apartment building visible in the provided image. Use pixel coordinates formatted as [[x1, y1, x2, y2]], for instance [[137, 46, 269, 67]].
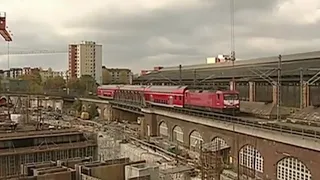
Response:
[[68, 41, 102, 84]]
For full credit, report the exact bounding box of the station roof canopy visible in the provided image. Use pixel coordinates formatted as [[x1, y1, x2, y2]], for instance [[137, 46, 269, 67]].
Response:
[[134, 51, 320, 82]]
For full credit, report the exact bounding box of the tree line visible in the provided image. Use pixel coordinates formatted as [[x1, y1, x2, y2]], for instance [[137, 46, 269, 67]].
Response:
[[0, 72, 98, 95], [0, 68, 131, 95]]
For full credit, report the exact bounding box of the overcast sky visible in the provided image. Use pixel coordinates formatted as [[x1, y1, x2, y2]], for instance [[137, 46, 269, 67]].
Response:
[[0, 0, 320, 72]]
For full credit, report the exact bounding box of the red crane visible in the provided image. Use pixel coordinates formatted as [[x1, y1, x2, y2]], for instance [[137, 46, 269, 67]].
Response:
[[0, 12, 12, 42]]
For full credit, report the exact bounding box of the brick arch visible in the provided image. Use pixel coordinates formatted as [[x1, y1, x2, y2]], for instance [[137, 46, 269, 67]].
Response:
[[276, 156, 312, 180], [157, 119, 168, 128], [237, 136, 266, 157], [170, 124, 186, 134], [238, 144, 265, 174], [210, 135, 232, 147], [172, 125, 184, 143], [158, 121, 169, 137], [188, 128, 204, 140], [172, 125, 183, 133], [188, 130, 203, 149], [238, 143, 264, 155], [211, 136, 230, 147]]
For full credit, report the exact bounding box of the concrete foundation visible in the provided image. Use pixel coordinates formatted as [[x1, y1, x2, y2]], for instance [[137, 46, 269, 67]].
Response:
[[125, 163, 159, 180]]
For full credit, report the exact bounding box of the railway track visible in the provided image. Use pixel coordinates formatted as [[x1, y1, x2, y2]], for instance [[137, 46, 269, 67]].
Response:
[[88, 99, 320, 139]]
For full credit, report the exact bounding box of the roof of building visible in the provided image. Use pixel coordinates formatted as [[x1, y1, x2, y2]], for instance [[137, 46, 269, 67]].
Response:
[[134, 50, 320, 82], [160, 50, 320, 71]]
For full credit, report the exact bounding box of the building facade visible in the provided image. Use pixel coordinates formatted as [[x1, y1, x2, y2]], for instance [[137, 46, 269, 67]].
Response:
[[68, 41, 102, 84], [23, 67, 40, 76], [3, 68, 23, 79], [39, 68, 64, 82], [102, 67, 132, 84]]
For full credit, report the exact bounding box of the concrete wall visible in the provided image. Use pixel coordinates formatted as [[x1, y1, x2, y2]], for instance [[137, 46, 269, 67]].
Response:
[[91, 165, 125, 180], [125, 163, 159, 180], [82, 174, 101, 180], [37, 171, 75, 180]]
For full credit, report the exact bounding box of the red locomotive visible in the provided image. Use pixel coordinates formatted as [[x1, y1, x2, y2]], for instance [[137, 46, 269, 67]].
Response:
[[97, 85, 240, 115]]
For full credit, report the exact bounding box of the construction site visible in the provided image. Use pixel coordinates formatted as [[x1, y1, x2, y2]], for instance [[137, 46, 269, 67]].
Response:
[[0, 13, 228, 180], [0, 95, 97, 179], [0, 93, 237, 180]]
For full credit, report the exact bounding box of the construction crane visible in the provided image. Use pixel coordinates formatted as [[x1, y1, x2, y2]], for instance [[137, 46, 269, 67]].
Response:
[[0, 12, 67, 58], [0, 50, 68, 56], [0, 12, 12, 42], [0, 12, 13, 69], [230, 0, 236, 91]]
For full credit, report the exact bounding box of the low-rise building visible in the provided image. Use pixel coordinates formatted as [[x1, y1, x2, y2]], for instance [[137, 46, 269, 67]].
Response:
[[102, 67, 132, 84], [22, 67, 40, 76], [3, 68, 23, 78], [0, 67, 40, 79], [39, 68, 64, 82]]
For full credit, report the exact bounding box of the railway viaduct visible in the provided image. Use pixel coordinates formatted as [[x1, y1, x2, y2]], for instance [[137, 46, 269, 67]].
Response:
[[80, 98, 320, 180]]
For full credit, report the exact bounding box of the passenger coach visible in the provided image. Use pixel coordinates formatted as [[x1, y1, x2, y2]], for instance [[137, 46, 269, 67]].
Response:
[[144, 86, 187, 108], [97, 85, 118, 100], [114, 85, 146, 105]]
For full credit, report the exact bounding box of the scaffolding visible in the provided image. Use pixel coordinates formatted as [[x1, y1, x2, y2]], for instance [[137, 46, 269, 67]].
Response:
[[200, 141, 230, 180], [159, 165, 194, 180], [0, 129, 98, 179], [98, 123, 126, 161]]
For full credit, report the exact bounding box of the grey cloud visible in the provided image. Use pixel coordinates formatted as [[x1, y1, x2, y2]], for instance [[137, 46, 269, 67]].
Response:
[[1, 0, 319, 72], [8, 19, 68, 50]]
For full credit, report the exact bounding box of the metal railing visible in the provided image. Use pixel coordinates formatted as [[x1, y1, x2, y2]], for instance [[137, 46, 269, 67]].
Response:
[[79, 98, 320, 139], [74, 97, 320, 140]]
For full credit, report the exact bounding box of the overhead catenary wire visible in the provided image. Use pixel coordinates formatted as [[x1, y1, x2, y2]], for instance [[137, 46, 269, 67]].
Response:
[[230, 0, 235, 58], [228, 0, 241, 179]]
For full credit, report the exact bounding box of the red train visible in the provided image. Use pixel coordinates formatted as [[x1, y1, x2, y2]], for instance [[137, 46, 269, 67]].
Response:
[[97, 85, 240, 115]]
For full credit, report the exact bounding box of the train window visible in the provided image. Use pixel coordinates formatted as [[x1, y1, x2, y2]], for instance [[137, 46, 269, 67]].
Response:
[[174, 96, 177, 100], [224, 94, 239, 100], [179, 96, 182, 100], [217, 94, 220, 100]]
